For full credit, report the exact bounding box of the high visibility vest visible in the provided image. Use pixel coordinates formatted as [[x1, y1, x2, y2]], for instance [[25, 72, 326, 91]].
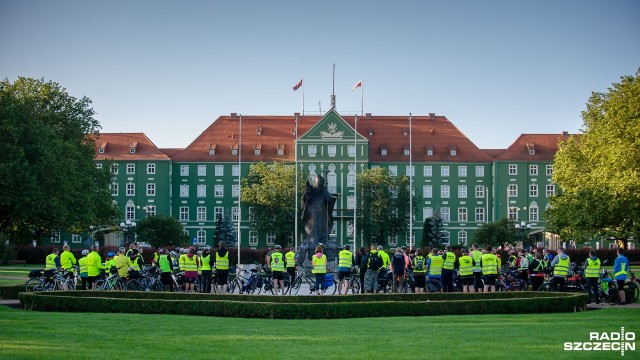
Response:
[[158, 254, 172, 273], [338, 250, 353, 268], [554, 256, 570, 277], [105, 259, 116, 273], [114, 255, 130, 278], [508, 255, 517, 268], [443, 252, 456, 270], [285, 251, 296, 268], [271, 252, 285, 272], [178, 254, 186, 270], [182, 255, 198, 272], [429, 255, 443, 276], [45, 254, 58, 270], [86, 251, 104, 277], [471, 250, 482, 272], [518, 256, 529, 271], [130, 256, 142, 271], [413, 256, 426, 273], [481, 254, 498, 275], [531, 259, 545, 274], [216, 252, 229, 270], [458, 255, 474, 276], [585, 258, 600, 278], [78, 257, 88, 275], [200, 254, 211, 271], [615, 262, 628, 278], [60, 251, 76, 271], [312, 255, 327, 274]]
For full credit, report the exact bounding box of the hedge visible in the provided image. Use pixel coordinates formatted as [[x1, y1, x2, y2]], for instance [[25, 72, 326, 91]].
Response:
[[19, 291, 587, 319], [0, 284, 22, 300]]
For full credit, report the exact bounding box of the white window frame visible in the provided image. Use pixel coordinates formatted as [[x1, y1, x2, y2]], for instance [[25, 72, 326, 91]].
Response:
[[441, 185, 450, 198], [249, 231, 259, 246], [508, 164, 517, 175], [180, 185, 189, 198], [197, 184, 206, 198], [475, 166, 484, 177], [529, 165, 538, 176], [146, 205, 156, 216], [214, 185, 224, 197], [458, 166, 467, 177], [424, 166, 432, 177], [508, 184, 518, 197], [546, 184, 556, 197], [458, 185, 467, 198], [197, 207, 207, 221], [347, 144, 356, 157], [406, 165, 415, 176], [347, 196, 355, 210], [96, 163, 103, 169], [111, 182, 118, 196], [423, 207, 433, 220], [441, 166, 450, 177], [458, 231, 467, 246], [327, 145, 337, 157], [179, 207, 189, 221], [308, 145, 317, 157], [529, 184, 538, 197], [458, 207, 468, 222], [266, 233, 276, 245], [126, 183, 135, 196], [529, 206, 539, 222], [475, 185, 485, 198], [441, 207, 450, 222], [232, 207, 239, 222], [111, 163, 119, 174], [146, 183, 156, 197], [475, 208, 485, 222], [198, 165, 206, 176], [196, 230, 206, 245], [180, 165, 189, 176], [546, 165, 553, 176], [214, 206, 224, 220], [232, 165, 240, 177], [72, 234, 81, 244], [126, 163, 135, 175], [215, 165, 224, 176], [125, 205, 135, 220], [147, 163, 155, 174], [423, 185, 432, 198], [388, 165, 397, 176], [232, 184, 240, 198]]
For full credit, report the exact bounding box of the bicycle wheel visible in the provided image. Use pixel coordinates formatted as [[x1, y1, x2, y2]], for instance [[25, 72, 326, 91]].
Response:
[[494, 282, 506, 292], [324, 277, 337, 295], [623, 283, 638, 304], [25, 278, 44, 292], [126, 279, 141, 291], [350, 279, 361, 294], [289, 277, 302, 295], [43, 280, 56, 291], [115, 279, 126, 291], [94, 280, 106, 290], [537, 282, 552, 292]]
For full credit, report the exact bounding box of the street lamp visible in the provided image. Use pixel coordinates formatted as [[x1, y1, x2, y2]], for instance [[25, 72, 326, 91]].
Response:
[[515, 221, 532, 248], [119, 219, 136, 247]]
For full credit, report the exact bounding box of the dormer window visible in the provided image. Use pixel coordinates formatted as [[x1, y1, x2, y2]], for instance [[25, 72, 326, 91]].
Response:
[[277, 144, 284, 156], [367, 127, 374, 136], [231, 144, 238, 155], [402, 127, 409, 136], [209, 144, 216, 156], [527, 143, 536, 155], [256, 126, 263, 136], [381, 145, 388, 156], [129, 142, 138, 154], [403, 145, 410, 156], [99, 147, 105, 154], [98, 142, 107, 154], [426, 145, 434, 156], [254, 144, 262, 155], [449, 145, 457, 156]]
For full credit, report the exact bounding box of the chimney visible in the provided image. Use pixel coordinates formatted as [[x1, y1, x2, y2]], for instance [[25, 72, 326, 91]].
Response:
[[429, 113, 436, 120], [230, 113, 237, 120], [294, 112, 300, 118], [365, 113, 372, 118], [562, 131, 569, 138]]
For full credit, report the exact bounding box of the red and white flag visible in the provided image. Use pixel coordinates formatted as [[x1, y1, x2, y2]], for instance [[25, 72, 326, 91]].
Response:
[[293, 79, 303, 91], [352, 79, 362, 91]]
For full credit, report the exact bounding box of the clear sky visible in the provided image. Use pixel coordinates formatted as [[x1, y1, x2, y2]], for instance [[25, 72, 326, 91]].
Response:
[[1, 0, 639, 149]]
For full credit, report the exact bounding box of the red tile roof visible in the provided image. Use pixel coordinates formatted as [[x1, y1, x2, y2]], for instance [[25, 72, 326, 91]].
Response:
[[171, 113, 493, 163], [496, 133, 570, 161], [93, 133, 170, 161], [159, 148, 185, 158], [482, 149, 507, 158]]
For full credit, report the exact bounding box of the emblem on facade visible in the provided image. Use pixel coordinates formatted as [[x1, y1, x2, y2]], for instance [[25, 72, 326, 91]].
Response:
[[320, 123, 344, 138]]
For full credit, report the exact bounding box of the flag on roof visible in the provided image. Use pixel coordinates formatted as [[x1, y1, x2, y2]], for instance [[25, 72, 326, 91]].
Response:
[[293, 79, 303, 91], [352, 79, 362, 91]]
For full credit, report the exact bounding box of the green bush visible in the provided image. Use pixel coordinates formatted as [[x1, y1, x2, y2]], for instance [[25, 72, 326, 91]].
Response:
[[0, 284, 23, 300], [19, 291, 587, 318]]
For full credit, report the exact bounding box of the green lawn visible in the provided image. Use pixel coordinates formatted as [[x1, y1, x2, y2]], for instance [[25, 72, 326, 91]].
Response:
[[0, 306, 638, 359]]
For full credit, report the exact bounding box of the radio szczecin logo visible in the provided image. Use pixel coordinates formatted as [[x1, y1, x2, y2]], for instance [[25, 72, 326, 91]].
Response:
[[564, 327, 636, 356]]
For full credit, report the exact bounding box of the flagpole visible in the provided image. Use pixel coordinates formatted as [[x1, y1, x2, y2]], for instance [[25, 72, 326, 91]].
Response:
[[237, 114, 242, 267], [353, 114, 358, 252], [409, 112, 413, 250], [302, 78, 305, 115], [294, 113, 299, 251], [361, 78, 364, 116]]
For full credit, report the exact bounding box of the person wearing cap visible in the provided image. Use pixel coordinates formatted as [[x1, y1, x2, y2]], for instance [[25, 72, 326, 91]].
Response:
[[114, 247, 131, 279], [268, 245, 286, 295], [458, 248, 475, 293], [78, 249, 89, 290], [337, 244, 355, 295], [129, 249, 144, 271], [215, 242, 230, 293], [104, 251, 117, 276]]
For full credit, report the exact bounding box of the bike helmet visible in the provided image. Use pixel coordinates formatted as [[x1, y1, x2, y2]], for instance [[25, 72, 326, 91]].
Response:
[[170, 251, 177, 257], [157, 248, 164, 254], [343, 244, 350, 250], [107, 251, 115, 257], [81, 250, 89, 256]]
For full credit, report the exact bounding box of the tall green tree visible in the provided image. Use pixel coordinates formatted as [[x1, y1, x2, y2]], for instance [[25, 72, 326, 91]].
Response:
[[546, 69, 640, 247], [241, 162, 304, 246], [134, 215, 188, 248], [473, 218, 518, 248], [356, 167, 418, 246], [213, 211, 237, 246], [422, 209, 447, 248], [0, 77, 119, 243]]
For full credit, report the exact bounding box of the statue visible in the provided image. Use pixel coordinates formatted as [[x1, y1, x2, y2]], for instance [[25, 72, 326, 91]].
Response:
[[300, 175, 338, 261]]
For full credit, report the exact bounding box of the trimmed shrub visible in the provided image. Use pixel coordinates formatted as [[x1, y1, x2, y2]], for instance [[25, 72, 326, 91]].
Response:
[[0, 284, 23, 300]]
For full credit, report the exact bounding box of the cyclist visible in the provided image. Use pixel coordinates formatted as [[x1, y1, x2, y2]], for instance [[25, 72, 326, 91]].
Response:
[[125, 242, 137, 258], [104, 252, 117, 275], [215, 242, 230, 293], [311, 245, 328, 295], [390, 247, 406, 293], [583, 249, 600, 304], [78, 249, 89, 290], [200, 248, 212, 293], [458, 248, 474, 293], [357, 246, 368, 294], [86, 245, 105, 290], [363, 244, 381, 294], [529, 250, 546, 291], [45, 248, 61, 270], [182, 247, 199, 293], [269, 245, 286, 295], [441, 245, 456, 292], [507, 250, 517, 270], [550, 247, 570, 291], [517, 249, 530, 285], [337, 244, 355, 295], [613, 247, 629, 305], [471, 243, 483, 292], [114, 248, 131, 279], [157, 248, 174, 292], [59, 245, 77, 284], [129, 249, 144, 271], [285, 247, 297, 291], [412, 248, 427, 293], [481, 246, 499, 292], [427, 248, 443, 292]]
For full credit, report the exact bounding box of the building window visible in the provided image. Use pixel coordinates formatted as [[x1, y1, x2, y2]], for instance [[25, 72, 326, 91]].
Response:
[[404, 147, 410, 156], [406, 166, 415, 176], [475, 166, 484, 177], [179, 207, 189, 221], [441, 166, 450, 177], [546, 165, 553, 176], [347, 173, 356, 187], [146, 205, 156, 216], [458, 166, 467, 177], [214, 207, 223, 220], [196, 230, 206, 245], [348, 145, 356, 157], [347, 196, 355, 210], [266, 233, 276, 245], [423, 207, 433, 220], [441, 207, 450, 222], [126, 205, 135, 220], [248, 207, 255, 221], [180, 185, 189, 198], [96, 163, 103, 169], [327, 145, 337, 157], [126, 163, 135, 174], [198, 165, 206, 176], [232, 165, 240, 177], [111, 183, 118, 196], [232, 207, 239, 222], [529, 184, 538, 197], [72, 234, 81, 244], [327, 172, 337, 193], [475, 185, 485, 198], [508, 207, 518, 220], [147, 163, 155, 174], [529, 205, 539, 222], [381, 147, 388, 156], [423, 185, 432, 198], [146, 183, 155, 196], [458, 207, 468, 222], [508, 184, 518, 197], [546, 184, 556, 197], [209, 148, 215, 156], [508, 164, 517, 175], [51, 231, 61, 243], [126, 183, 135, 196], [98, 147, 105, 154], [388, 165, 397, 176], [249, 231, 259, 246], [111, 164, 119, 174], [529, 165, 538, 176], [214, 185, 223, 197], [277, 148, 284, 156], [458, 231, 467, 246], [424, 166, 432, 177], [475, 208, 485, 222], [180, 165, 189, 176], [308, 145, 317, 157], [197, 207, 207, 221], [254, 147, 261, 155], [458, 185, 467, 198], [388, 235, 398, 247], [441, 185, 450, 198], [215, 165, 224, 176], [232, 185, 240, 198], [197, 184, 206, 198]]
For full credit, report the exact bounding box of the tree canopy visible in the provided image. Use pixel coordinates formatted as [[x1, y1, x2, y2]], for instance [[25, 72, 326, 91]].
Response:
[[546, 69, 640, 247], [0, 77, 119, 242], [473, 218, 518, 248], [421, 209, 447, 248], [134, 216, 188, 248]]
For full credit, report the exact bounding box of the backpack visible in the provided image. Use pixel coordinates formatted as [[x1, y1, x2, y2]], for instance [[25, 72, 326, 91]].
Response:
[[368, 252, 382, 271], [414, 257, 425, 271]]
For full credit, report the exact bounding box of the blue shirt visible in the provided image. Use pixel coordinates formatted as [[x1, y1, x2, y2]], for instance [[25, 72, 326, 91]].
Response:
[[614, 254, 629, 280]]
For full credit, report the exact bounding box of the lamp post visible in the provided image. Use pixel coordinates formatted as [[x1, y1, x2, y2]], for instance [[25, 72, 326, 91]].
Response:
[[515, 221, 532, 249], [119, 219, 136, 247]]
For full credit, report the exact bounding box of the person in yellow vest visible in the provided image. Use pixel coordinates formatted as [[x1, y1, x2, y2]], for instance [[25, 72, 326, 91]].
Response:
[[114, 248, 131, 279], [78, 249, 89, 290], [156, 248, 174, 292], [427, 248, 443, 292], [471, 243, 483, 292], [129, 249, 144, 271], [45, 248, 61, 270], [481, 246, 499, 292], [412, 248, 427, 293], [337, 245, 355, 295], [458, 248, 475, 293], [441, 245, 456, 292], [215, 242, 230, 293], [285, 247, 297, 291], [200, 248, 212, 293], [268, 245, 286, 295], [529, 250, 546, 291], [311, 245, 328, 295], [550, 247, 570, 291], [59, 245, 77, 285], [104, 252, 117, 276], [86, 245, 105, 290], [125, 242, 137, 258], [507, 250, 517, 270], [182, 247, 200, 293]]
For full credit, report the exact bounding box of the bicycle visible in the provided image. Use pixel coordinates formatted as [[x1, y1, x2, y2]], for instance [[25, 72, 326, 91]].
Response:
[[25, 269, 56, 292], [94, 266, 125, 290], [337, 268, 361, 295], [288, 268, 337, 295], [426, 275, 443, 293]]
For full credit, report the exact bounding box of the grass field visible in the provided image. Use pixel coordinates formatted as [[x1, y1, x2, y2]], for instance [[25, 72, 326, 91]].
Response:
[[0, 305, 638, 359]]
